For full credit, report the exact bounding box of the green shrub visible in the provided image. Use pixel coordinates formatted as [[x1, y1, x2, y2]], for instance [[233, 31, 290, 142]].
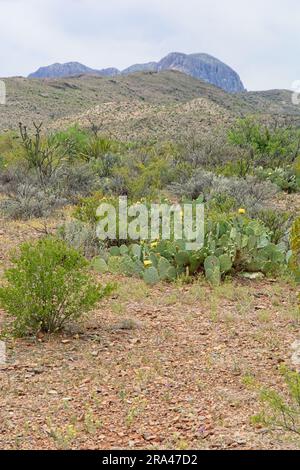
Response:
[[253, 366, 300, 437], [52, 125, 89, 160], [207, 192, 237, 213], [255, 208, 291, 245], [73, 192, 104, 225], [228, 116, 300, 174], [0, 238, 113, 337], [255, 167, 299, 193]]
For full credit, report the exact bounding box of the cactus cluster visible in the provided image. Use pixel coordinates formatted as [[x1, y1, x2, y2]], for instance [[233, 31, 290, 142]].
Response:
[[91, 239, 205, 286], [91, 215, 288, 287], [206, 217, 286, 277]]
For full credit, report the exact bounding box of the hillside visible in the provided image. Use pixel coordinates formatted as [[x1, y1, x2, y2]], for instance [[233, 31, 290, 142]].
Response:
[[52, 98, 233, 141], [0, 71, 299, 139]]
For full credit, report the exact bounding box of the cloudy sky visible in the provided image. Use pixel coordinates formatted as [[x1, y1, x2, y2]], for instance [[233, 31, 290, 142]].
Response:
[[0, 0, 299, 90]]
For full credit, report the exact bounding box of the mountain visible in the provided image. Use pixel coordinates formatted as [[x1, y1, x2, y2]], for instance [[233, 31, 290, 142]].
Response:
[[97, 67, 120, 77], [28, 52, 245, 93], [28, 62, 96, 79], [28, 62, 120, 79], [122, 61, 158, 75]]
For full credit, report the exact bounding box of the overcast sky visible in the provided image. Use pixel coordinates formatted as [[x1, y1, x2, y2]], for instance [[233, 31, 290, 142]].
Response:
[[0, 0, 299, 91]]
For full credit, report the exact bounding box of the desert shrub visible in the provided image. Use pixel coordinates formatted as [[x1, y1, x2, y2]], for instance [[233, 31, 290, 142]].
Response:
[[296, 157, 300, 185], [254, 208, 291, 245], [101, 170, 131, 196], [0, 238, 113, 337], [211, 176, 278, 214], [0, 132, 19, 155], [0, 160, 99, 219], [169, 170, 277, 213], [178, 129, 237, 169], [0, 164, 32, 193], [168, 169, 215, 201], [73, 192, 104, 225], [290, 217, 300, 282], [57, 220, 101, 258], [206, 193, 237, 213], [228, 116, 300, 174], [91, 153, 121, 178], [255, 167, 299, 193], [129, 157, 175, 200], [0, 184, 66, 220], [52, 163, 99, 201], [73, 193, 128, 247], [81, 137, 120, 162], [53, 126, 89, 160], [253, 366, 300, 437], [18, 123, 70, 187]]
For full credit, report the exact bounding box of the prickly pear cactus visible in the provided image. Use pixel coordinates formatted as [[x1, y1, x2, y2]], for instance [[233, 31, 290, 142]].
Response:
[[109, 246, 120, 257], [204, 256, 221, 286], [143, 267, 160, 286], [158, 257, 172, 281], [130, 244, 142, 261], [108, 256, 122, 274], [175, 251, 190, 267], [219, 254, 233, 274], [91, 256, 108, 274], [119, 245, 129, 256]]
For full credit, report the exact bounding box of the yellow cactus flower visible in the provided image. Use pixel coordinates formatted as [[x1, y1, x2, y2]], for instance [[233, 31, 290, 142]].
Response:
[[238, 208, 246, 215], [144, 260, 152, 267], [151, 241, 158, 248]]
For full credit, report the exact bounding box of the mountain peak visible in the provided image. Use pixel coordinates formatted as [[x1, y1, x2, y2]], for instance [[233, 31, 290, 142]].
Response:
[[156, 52, 245, 93]]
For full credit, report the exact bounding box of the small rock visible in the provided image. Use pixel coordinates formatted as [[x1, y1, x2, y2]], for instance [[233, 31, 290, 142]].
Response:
[[241, 272, 265, 280]]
